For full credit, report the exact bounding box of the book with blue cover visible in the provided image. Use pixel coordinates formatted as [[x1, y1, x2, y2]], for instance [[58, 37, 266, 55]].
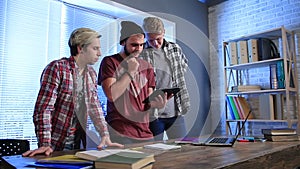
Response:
[[37, 154, 93, 165], [1, 155, 93, 169], [226, 96, 236, 120], [27, 162, 93, 169]]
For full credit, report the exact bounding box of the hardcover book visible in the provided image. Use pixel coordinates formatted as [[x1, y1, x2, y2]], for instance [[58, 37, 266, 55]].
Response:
[[94, 151, 155, 169], [233, 96, 245, 119], [261, 128, 297, 135], [264, 134, 299, 142], [227, 96, 240, 120], [247, 39, 258, 62], [0, 155, 92, 169], [226, 96, 236, 120], [229, 42, 238, 65], [37, 154, 92, 165], [237, 97, 254, 119], [143, 143, 181, 150], [237, 40, 249, 64], [75, 149, 142, 161], [1, 155, 36, 169]]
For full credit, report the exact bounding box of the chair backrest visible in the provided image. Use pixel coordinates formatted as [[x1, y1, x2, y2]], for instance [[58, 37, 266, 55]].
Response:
[[0, 139, 30, 157]]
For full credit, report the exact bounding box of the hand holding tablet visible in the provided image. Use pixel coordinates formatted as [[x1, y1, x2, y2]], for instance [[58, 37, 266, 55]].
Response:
[[143, 87, 180, 103]]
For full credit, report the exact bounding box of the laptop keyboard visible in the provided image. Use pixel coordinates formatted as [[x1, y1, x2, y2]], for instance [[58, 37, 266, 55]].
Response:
[[209, 137, 229, 143]]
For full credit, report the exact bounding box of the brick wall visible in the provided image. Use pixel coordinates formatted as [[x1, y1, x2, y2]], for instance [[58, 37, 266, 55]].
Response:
[[208, 0, 300, 136]]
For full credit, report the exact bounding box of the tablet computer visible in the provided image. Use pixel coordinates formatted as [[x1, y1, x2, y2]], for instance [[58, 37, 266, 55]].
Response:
[[143, 87, 180, 103]]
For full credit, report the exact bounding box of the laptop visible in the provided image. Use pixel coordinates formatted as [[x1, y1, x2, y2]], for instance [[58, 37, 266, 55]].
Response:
[[178, 110, 252, 147]]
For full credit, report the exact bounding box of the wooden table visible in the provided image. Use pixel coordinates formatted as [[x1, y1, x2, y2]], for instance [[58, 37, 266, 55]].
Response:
[[2, 141, 300, 169], [148, 141, 300, 169]]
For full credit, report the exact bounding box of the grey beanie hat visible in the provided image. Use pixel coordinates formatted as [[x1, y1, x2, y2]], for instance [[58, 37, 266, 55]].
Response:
[[142, 17, 164, 34], [119, 21, 144, 45]]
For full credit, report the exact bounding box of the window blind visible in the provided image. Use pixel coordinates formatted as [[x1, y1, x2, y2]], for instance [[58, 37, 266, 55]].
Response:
[[0, 0, 117, 149]]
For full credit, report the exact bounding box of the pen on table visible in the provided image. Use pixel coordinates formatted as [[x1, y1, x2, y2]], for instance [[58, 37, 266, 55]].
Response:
[[237, 139, 255, 142]]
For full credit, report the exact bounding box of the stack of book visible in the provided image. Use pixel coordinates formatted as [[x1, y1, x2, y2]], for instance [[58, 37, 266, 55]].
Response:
[[94, 151, 154, 169], [231, 85, 261, 92], [262, 128, 299, 142], [75, 149, 155, 169]]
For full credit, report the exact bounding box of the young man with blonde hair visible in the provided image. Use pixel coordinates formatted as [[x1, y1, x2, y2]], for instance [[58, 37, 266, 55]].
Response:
[[140, 17, 191, 141], [23, 28, 123, 157]]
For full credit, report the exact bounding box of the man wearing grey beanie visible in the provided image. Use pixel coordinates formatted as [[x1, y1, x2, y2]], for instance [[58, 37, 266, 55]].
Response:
[[140, 17, 191, 141], [98, 21, 168, 144]]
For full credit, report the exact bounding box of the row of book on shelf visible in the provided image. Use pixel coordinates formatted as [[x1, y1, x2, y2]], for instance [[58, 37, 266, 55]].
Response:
[[226, 38, 280, 66], [227, 94, 285, 121], [270, 60, 295, 89], [229, 61, 290, 93], [228, 60, 289, 92], [226, 96, 254, 120]]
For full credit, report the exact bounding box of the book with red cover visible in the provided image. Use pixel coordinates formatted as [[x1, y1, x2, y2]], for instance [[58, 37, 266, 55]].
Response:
[[233, 96, 245, 119]]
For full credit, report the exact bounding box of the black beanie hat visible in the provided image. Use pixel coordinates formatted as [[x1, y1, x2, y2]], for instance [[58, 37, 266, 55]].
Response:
[[119, 21, 144, 45]]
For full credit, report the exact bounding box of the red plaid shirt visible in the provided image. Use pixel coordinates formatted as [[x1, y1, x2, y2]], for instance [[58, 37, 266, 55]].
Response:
[[33, 56, 108, 150]]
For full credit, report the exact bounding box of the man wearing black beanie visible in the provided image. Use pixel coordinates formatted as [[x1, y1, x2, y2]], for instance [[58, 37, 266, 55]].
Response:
[[98, 21, 168, 144]]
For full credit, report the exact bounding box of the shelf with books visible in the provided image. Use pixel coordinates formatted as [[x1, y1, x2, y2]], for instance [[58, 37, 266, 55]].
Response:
[[223, 26, 299, 135], [224, 58, 283, 70], [226, 88, 287, 95], [226, 119, 299, 123]]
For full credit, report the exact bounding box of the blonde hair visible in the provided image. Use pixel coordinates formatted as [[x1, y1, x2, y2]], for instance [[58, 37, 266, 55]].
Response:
[[142, 17, 165, 34], [68, 28, 101, 56]]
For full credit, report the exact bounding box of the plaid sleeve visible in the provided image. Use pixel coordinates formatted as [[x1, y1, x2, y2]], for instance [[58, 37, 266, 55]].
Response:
[[177, 44, 188, 73], [33, 62, 60, 147], [87, 68, 109, 137]]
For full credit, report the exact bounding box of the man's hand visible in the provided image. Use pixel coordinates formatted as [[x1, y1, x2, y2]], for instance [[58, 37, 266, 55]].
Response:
[[22, 146, 53, 157], [126, 57, 139, 77], [97, 135, 124, 150], [150, 92, 168, 109]]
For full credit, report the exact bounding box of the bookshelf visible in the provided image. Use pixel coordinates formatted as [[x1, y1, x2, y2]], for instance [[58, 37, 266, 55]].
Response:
[[223, 26, 299, 135]]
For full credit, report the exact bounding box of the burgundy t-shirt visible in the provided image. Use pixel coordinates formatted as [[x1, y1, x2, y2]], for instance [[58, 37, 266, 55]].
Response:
[[98, 54, 155, 139]]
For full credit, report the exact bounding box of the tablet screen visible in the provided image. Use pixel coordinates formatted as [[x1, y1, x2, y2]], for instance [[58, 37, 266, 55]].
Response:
[[142, 87, 180, 103]]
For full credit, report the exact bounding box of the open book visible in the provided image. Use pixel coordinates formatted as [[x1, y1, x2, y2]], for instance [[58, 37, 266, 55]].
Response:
[[75, 149, 145, 161], [37, 154, 92, 165], [143, 143, 181, 150]]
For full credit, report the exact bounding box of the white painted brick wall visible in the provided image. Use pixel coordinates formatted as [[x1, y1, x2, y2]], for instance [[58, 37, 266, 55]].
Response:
[[208, 0, 300, 135]]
